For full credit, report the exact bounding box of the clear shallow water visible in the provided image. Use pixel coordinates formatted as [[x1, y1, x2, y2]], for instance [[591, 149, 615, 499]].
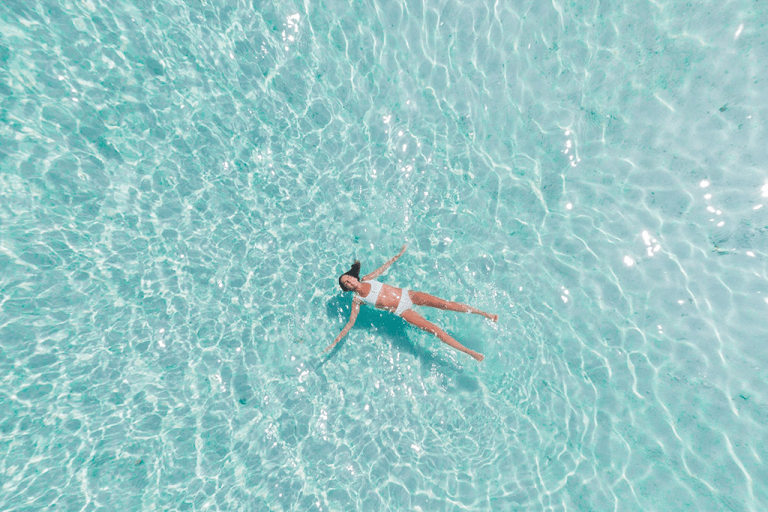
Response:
[[1, 0, 767, 510]]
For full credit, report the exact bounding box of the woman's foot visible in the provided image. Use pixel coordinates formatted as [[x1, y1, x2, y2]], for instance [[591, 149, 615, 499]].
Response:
[[464, 347, 485, 361]]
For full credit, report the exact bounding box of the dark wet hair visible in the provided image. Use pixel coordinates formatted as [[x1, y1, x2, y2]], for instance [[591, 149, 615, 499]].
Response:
[[338, 260, 361, 291]]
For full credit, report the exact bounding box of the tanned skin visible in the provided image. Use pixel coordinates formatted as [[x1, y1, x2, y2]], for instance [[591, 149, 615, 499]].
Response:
[[327, 244, 498, 361]]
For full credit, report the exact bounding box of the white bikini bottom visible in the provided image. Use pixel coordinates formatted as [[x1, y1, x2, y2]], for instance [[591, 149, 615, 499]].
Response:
[[394, 289, 413, 317]]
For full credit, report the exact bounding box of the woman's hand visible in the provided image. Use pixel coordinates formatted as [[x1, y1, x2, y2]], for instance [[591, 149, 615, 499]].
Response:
[[362, 245, 407, 281], [325, 300, 361, 354], [324, 338, 341, 352]]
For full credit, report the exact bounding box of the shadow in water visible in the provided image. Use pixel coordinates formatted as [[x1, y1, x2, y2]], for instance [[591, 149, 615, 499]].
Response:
[[311, 295, 480, 393]]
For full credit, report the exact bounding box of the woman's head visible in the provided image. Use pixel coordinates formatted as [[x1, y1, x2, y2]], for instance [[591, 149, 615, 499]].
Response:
[[338, 261, 361, 291]]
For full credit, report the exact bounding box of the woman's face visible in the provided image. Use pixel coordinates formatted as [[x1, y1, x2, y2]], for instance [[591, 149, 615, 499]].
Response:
[[340, 275, 359, 291]]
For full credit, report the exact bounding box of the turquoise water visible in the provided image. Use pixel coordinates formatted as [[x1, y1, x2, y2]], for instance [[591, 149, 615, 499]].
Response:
[[1, 0, 767, 510]]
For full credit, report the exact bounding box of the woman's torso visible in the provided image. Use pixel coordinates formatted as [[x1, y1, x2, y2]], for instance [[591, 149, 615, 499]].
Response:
[[358, 280, 402, 312]]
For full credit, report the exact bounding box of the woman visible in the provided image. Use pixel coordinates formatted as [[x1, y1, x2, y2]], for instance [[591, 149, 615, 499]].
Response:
[[327, 244, 497, 361]]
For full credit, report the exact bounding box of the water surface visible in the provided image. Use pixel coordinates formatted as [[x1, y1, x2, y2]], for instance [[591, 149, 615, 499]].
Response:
[[1, 0, 767, 510]]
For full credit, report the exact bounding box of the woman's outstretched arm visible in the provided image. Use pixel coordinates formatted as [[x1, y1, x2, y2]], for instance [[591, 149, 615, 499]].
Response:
[[362, 244, 407, 281], [325, 299, 362, 352]]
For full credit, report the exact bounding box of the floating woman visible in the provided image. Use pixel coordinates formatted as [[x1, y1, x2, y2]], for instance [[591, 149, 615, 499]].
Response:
[[327, 244, 497, 361]]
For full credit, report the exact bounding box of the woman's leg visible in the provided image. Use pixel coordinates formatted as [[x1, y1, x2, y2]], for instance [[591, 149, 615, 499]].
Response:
[[400, 310, 484, 361], [410, 291, 498, 322]]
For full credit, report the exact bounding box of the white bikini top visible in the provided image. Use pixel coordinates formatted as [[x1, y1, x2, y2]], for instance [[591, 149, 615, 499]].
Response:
[[358, 280, 383, 307]]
